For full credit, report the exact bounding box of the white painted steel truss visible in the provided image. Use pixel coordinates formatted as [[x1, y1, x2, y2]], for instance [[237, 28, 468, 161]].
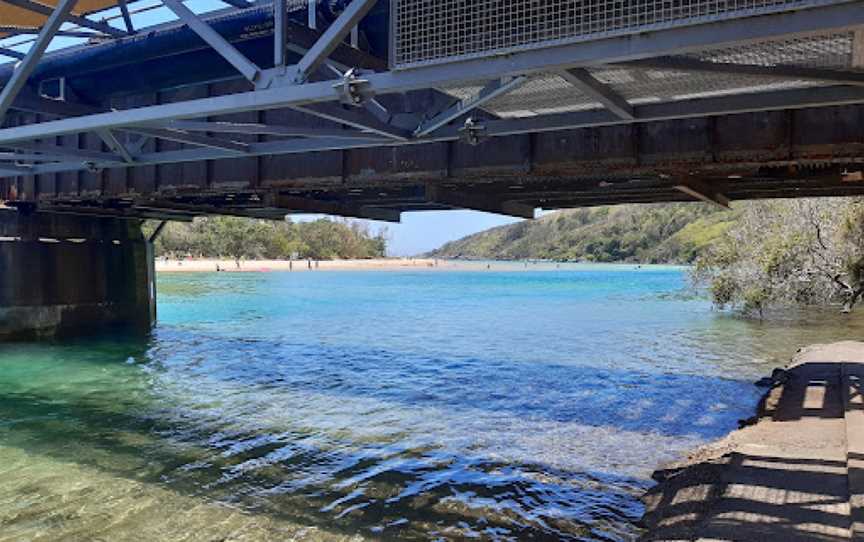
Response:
[[0, 0, 863, 183]]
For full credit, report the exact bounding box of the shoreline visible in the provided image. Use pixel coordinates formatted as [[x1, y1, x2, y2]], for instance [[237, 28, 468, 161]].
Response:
[[155, 258, 440, 273], [155, 258, 687, 273], [641, 341, 863, 540]]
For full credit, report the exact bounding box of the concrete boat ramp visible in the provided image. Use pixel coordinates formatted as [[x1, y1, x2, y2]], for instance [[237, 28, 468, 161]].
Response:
[[641, 341, 864, 542]]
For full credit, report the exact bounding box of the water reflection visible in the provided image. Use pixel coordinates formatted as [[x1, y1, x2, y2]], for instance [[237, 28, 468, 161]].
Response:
[[0, 337, 644, 540], [2, 267, 864, 540]]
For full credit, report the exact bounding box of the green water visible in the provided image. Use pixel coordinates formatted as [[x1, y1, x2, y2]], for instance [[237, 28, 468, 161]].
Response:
[[2, 265, 864, 540]]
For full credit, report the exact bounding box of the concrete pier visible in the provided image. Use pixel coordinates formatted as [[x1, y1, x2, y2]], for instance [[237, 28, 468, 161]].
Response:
[[0, 210, 155, 340], [641, 341, 864, 542]]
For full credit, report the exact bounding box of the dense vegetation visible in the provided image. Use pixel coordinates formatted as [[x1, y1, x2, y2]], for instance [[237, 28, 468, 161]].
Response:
[[429, 198, 864, 315], [146, 217, 387, 264], [694, 198, 864, 316], [427, 203, 736, 264]]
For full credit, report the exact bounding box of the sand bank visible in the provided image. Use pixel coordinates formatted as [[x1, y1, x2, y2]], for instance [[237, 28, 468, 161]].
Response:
[[155, 258, 673, 273], [155, 258, 441, 273]]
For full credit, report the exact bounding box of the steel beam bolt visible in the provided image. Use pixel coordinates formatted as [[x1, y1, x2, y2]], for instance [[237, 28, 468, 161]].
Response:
[[458, 117, 487, 146], [332, 68, 372, 107]]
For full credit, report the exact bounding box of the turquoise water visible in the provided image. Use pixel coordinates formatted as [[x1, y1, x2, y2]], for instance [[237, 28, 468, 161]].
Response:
[[3, 264, 864, 541]]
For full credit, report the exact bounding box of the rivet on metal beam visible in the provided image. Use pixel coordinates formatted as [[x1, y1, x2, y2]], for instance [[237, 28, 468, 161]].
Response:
[[458, 117, 487, 146], [332, 68, 371, 106]]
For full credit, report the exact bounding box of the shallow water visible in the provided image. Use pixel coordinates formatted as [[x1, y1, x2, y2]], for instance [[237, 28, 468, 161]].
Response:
[[2, 264, 864, 541]]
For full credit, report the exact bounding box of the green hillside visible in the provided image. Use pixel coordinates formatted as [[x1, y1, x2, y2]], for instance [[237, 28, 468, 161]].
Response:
[[427, 203, 738, 264]]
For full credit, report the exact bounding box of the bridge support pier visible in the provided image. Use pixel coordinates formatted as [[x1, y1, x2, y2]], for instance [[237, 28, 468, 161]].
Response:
[[0, 210, 155, 340]]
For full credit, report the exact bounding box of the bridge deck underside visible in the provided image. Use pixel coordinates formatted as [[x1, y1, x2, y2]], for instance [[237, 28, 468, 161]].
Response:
[[3, 104, 864, 221], [1, 0, 863, 221]]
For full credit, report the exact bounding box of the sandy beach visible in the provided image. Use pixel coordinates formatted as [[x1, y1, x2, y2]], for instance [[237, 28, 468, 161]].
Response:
[[155, 258, 443, 273], [155, 258, 671, 273]]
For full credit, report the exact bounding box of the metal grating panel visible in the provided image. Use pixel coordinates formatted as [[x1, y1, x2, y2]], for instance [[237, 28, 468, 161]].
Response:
[[436, 31, 855, 119], [440, 69, 820, 118], [595, 66, 818, 103], [474, 69, 818, 117], [392, 0, 851, 69], [683, 31, 859, 69], [441, 75, 601, 118]]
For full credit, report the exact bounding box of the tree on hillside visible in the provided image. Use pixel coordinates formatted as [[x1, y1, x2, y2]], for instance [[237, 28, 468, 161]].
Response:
[[693, 198, 864, 316], [427, 203, 731, 263]]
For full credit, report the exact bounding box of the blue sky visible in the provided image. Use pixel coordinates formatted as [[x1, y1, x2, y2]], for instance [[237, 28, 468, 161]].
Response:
[[294, 211, 522, 256], [385, 211, 521, 256], [1, 1, 524, 256]]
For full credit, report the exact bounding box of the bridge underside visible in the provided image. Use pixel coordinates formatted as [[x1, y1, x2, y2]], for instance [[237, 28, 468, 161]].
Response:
[[2, 0, 864, 338], [0, 0, 862, 221], [3, 105, 864, 222]]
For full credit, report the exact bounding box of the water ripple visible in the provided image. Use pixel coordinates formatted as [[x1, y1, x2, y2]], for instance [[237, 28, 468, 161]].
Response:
[[3, 267, 861, 540]]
